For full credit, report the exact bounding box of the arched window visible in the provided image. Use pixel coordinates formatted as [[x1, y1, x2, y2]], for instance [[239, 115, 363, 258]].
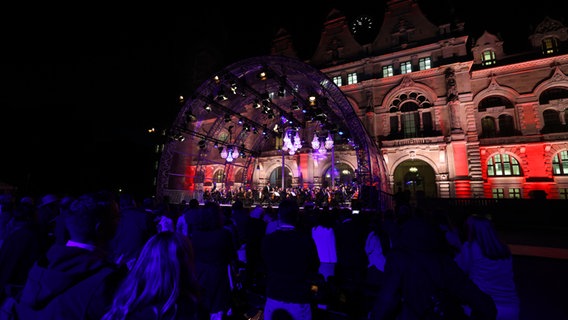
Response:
[[234, 169, 244, 183], [539, 87, 568, 104], [552, 150, 568, 175], [487, 153, 522, 176], [481, 116, 496, 138], [478, 96, 514, 111], [542, 109, 562, 133], [498, 114, 515, 136], [269, 166, 292, 189], [324, 163, 354, 186], [213, 170, 225, 183]]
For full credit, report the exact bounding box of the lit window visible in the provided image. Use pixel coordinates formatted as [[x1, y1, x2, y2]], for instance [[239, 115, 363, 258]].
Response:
[[419, 57, 431, 70], [552, 150, 568, 175], [542, 37, 559, 55], [347, 72, 358, 85], [382, 65, 394, 78], [401, 103, 419, 138], [487, 153, 522, 176], [559, 188, 568, 199], [400, 61, 412, 74], [333, 75, 343, 86], [509, 188, 521, 199], [492, 188, 504, 198], [481, 50, 496, 66]]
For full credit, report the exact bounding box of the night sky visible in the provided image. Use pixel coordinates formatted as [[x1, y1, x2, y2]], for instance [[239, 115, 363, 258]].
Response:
[[1, 1, 566, 198]]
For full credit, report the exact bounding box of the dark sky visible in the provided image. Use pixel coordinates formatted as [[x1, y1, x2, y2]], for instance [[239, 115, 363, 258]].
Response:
[[1, 1, 566, 198]]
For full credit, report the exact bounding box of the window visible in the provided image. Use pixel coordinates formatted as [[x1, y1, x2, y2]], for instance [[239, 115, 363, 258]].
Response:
[[509, 188, 521, 199], [269, 166, 292, 188], [481, 116, 496, 138], [419, 57, 431, 70], [492, 188, 504, 198], [552, 150, 568, 175], [347, 72, 358, 85], [559, 188, 568, 199], [213, 170, 225, 187], [400, 61, 412, 74], [333, 75, 343, 86], [498, 114, 515, 136], [542, 37, 559, 55], [481, 50, 496, 66], [422, 112, 433, 134], [389, 116, 399, 134], [487, 153, 522, 176], [401, 104, 420, 138], [382, 65, 394, 78], [543, 109, 561, 127]]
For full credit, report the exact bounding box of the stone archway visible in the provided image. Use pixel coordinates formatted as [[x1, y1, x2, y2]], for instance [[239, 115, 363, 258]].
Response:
[[393, 159, 437, 201]]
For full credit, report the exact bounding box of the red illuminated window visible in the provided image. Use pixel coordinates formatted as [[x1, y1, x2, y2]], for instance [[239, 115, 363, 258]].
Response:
[[487, 153, 522, 176]]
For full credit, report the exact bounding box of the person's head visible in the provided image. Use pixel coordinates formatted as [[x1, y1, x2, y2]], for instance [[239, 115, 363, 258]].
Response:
[[188, 198, 199, 209], [119, 193, 136, 210], [195, 201, 223, 230], [250, 205, 264, 219], [12, 202, 36, 222], [277, 199, 299, 226], [65, 193, 100, 244], [232, 199, 244, 211], [38, 194, 59, 209], [465, 214, 511, 260], [102, 231, 200, 320]]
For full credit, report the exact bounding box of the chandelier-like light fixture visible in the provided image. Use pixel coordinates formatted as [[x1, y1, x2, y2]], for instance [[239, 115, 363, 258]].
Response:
[[311, 132, 334, 155], [282, 129, 302, 155], [220, 145, 239, 162]]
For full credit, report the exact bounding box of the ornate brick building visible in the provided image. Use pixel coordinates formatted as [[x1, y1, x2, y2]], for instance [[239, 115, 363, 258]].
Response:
[[158, 0, 568, 203]]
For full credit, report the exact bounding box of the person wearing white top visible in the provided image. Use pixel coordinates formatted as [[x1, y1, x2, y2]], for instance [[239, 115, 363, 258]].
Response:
[[455, 215, 520, 320], [311, 213, 337, 282]]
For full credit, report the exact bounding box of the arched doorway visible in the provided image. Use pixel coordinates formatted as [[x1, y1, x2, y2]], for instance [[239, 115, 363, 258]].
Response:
[[323, 162, 355, 187], [269, 166, 292, 190], [393, 159, 437, 200]]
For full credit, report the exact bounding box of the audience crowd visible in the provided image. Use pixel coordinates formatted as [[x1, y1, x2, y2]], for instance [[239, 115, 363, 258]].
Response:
[[0, 188, 518, 320]]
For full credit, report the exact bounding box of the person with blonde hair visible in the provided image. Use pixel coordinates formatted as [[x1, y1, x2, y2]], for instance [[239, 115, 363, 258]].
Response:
[[102, 231, 202, 320], [455, 214, 520, 320]]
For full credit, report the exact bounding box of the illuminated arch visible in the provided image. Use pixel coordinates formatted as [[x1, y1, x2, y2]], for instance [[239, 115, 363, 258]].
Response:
[[157, 55, 386, 202]]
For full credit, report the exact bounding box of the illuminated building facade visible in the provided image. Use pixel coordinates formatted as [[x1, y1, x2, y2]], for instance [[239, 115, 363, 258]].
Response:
[[158, 0, 568, 202]]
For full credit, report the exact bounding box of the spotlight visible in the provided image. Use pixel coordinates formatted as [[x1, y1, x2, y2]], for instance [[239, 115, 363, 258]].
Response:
[[308, 95, 317, 106]]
